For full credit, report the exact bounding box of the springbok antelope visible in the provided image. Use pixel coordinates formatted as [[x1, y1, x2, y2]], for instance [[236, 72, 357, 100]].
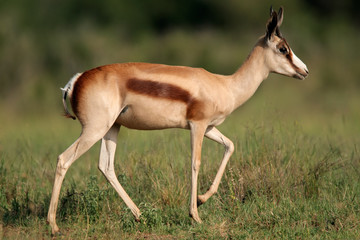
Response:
[[48, 6, 308, 235]]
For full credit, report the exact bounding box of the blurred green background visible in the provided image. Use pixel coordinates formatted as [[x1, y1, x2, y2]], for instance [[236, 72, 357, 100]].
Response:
[[0, 0, 359, 122], [0, 1, 360, 238]]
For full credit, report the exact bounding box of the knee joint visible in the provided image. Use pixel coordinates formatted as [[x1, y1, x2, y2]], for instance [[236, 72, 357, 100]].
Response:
[[98, 164, 115, 177], [209, 184, 218, 194], [56, 155, 67, 176], [192, 160, 201, 172], [226, 141, 235, 154]]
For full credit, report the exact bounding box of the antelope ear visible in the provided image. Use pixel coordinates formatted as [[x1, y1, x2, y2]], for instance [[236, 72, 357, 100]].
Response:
[[270, 5, 275, 16], [266, 11, 278, 40], [275, 7, 284, 37], [277, 7, 284, 27]]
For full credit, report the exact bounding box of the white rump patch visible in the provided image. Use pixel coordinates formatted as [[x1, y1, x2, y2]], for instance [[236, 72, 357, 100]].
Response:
[[61, 72, 82, 98]]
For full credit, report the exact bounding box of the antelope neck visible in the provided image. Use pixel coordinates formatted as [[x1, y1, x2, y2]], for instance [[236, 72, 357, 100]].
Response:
[[230, 40, 270, 109]]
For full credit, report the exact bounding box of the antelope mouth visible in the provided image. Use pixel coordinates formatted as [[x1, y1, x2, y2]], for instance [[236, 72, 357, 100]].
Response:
[[294, 69, 309, 80]]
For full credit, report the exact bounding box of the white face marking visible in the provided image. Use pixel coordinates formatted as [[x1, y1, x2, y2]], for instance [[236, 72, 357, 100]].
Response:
[[266, 36, 308, 80], [291, 49, 308, 79]]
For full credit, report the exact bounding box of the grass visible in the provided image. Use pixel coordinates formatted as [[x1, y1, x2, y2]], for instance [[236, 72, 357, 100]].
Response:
[[1, 1, 359, 238], [1, 81, 360, 239]]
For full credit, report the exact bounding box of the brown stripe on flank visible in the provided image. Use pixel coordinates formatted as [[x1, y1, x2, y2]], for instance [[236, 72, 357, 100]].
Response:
[[127, 78, 191, 102], [126, 78, 205, 120]]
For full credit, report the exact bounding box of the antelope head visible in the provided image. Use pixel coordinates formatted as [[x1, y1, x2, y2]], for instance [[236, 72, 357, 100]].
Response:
[[264, 7, 309, 80]]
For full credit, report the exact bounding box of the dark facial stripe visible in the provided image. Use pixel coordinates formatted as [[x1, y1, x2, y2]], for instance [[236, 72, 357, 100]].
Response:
[[285, 52, 301, 72], [280, 38, 301, 72], [126, 78, 204, 120]]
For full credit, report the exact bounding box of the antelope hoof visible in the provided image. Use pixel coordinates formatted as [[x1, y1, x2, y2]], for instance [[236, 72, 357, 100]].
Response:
[[134, 212, 142, 223], [49, 223, 61, 237], [189, 212, 202, 223], [197, 195, 206, 207], [51, 230, 63, 237]]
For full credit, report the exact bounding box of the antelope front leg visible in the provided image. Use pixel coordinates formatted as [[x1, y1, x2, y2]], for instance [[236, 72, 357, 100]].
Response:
[[98, 124, 141, 220], [197, 127, 234, 206], [188, 122, 207, 223]]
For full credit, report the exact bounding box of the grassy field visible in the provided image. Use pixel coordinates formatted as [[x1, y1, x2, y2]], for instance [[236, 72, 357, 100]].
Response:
[[1, 78, 360, 239], [0, 1, 359, 239]]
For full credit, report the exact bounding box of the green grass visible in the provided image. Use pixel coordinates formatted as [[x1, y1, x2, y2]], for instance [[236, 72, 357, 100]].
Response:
[[1, 83, 360, 239], [1, 1, 359, 238]]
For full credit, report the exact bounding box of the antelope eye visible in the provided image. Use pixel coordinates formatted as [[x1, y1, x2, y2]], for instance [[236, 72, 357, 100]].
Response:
[[279, 47, 287, 54]]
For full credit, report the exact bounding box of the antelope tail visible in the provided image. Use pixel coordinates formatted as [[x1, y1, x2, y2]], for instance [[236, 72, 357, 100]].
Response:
[[60, 73, 82, 120]]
